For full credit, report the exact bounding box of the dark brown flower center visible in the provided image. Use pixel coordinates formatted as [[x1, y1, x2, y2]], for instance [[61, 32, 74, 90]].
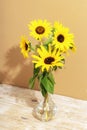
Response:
[[36, 26, 45, 34], [44, 57, 55, 64], [57, 34, 64, 43], [25, 43, 28, 50]]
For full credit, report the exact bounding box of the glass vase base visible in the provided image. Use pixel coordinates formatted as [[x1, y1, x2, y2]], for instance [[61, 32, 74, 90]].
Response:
[[33, 95, 57, 121]]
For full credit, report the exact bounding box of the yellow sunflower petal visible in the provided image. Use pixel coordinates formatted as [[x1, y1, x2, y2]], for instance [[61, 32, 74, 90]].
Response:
[[32, 44, 65, 72], [28, 19, 52, 40], [52, 22, 76, 53], [32, 55, 41, 60], [19, 36, 30, 58]]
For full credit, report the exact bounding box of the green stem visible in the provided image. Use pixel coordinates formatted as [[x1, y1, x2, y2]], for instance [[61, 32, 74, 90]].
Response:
[[43, 93, 49, 121], [31, 45, 35, 51], [44, 93, 48, 103]]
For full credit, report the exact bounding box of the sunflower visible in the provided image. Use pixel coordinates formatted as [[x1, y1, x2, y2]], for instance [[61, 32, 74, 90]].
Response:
[[52, 22, 75, 52], [32, 45, 64, 72], [28, 19, 52, 40], [19, 36, 30, 58]]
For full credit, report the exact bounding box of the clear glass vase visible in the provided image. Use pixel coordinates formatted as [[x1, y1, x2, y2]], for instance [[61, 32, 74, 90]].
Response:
[[33, 93, 57, 121]]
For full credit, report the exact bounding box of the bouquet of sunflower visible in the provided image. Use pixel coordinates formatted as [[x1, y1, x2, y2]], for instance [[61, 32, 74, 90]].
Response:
[[19, 19, 76, 97]]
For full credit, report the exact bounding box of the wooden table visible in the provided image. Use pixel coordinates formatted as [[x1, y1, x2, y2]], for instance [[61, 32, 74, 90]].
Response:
[[0, 84, 87, 130]]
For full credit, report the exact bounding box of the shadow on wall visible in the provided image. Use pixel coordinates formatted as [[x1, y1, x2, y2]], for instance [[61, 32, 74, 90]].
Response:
[[0, 46, 39, 89]]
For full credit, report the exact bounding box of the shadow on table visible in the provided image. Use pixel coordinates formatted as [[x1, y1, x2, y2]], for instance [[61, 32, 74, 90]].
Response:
[[9, 85, 40, 108]]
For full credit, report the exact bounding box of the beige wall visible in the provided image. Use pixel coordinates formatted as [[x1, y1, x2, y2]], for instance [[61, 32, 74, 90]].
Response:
[[0, 0, 87, 100]]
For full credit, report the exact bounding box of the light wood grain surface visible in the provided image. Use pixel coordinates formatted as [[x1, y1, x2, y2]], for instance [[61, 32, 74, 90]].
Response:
[[0, 84, 87, 130]]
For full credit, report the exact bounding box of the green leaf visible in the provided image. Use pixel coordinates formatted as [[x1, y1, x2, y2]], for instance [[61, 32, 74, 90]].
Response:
[[53, 66, 58, 71], [41, 75, 54, 94], [61, 58, 65, 64], [40, 83, 47, 97], [33, 65, 40, 77], [29, 77, 35, 89], [38, 73, 43, 82], [48, 72, 55, 85]]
